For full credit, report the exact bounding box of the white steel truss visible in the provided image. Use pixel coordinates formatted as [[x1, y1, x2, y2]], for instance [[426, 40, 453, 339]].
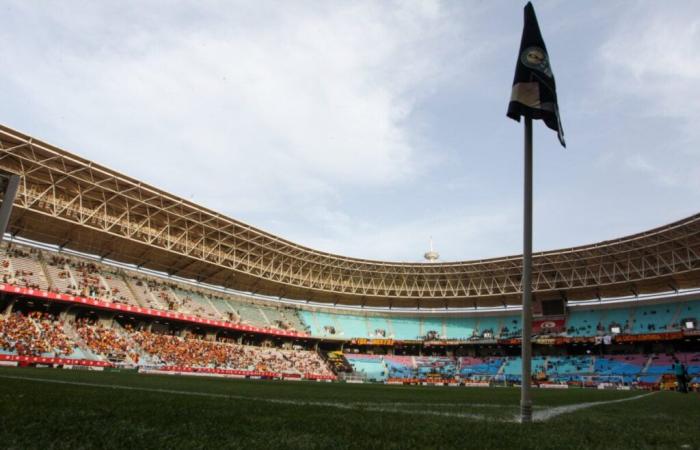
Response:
[[0, 124, 699, 307]]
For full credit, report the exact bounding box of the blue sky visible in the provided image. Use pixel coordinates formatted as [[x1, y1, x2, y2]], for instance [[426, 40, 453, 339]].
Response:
[[1, 1, 699, 262]]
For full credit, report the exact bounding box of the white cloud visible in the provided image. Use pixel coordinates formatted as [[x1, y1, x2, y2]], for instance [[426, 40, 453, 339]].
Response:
[[599, 5, 700, 189], [13, 2, 682, 262], [0, 1, 462, 206], [0, 0, 490, 260]]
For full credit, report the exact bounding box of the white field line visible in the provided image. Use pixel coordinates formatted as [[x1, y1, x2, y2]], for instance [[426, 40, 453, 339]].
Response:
[[529, 392, 657, 422], [0, 374, 655, 423], [348, 401, 542, 409], [0, 374, 500, 421]]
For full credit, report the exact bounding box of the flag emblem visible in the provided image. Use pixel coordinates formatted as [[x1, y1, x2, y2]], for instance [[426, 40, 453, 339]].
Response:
[[520, 47, 552, 77]]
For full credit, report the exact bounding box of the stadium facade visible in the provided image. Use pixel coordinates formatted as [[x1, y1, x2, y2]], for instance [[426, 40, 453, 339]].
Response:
[[0, 124, 698, 388]]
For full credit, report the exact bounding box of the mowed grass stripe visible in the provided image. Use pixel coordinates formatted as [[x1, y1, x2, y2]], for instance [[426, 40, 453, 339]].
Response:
[[0, 373, 512, 421], [0, 371, 654, 423], [1, 367, 699, 449], [0, 366, 642, 405]]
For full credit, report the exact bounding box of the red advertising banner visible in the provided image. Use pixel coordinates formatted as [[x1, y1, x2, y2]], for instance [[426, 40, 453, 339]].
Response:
[[350, 338, 394, 346], [614, 332, 683, 343], [0, 355, 335, 380], [0, 353, 111, 367]]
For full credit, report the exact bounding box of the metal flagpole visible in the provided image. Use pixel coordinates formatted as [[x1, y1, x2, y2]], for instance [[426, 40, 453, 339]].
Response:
[[520, 117, 533, 423]]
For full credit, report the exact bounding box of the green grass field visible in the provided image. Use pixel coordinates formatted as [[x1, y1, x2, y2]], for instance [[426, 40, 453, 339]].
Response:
[[0, 367, 698, 450]]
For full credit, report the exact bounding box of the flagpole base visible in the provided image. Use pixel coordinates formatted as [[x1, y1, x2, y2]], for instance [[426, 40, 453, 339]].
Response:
[[520, 403, 533, 424]]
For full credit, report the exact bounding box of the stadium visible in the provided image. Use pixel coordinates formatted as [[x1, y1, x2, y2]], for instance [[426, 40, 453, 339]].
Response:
[[0, 121, 699, 448], [2, 2, 700, 450]]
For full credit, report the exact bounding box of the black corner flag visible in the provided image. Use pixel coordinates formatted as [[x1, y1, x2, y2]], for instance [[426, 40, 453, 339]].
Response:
[[507, 2, 565, 147]]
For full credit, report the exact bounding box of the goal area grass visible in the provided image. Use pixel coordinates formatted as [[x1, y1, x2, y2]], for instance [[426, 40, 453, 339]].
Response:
[[0, 367, 698, 449]]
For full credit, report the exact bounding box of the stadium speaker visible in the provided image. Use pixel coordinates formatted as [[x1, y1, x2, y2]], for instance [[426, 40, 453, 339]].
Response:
[[541, 298, 565, 316]]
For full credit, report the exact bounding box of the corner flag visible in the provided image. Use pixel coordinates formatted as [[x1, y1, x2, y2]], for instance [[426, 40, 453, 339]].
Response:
[[507, 1, 567, 424], [507, 2, 565, 147]]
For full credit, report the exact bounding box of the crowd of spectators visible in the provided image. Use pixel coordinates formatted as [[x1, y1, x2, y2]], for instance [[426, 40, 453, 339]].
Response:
[[139, 280, 204, 316], [47, 257, 134, 305], [73, 318, 139, 363], [70, 260, 108, 298], [0, 309, 331, 375], [0, 243, 309, 335], [0, 311, 73, 356], [0, 247, 44, 290], [130, 330, 331, 375], [174, 290, 217, 319]]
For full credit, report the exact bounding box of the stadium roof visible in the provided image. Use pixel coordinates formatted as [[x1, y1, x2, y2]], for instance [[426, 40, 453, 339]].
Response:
[[1, 123, 699, 308]]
